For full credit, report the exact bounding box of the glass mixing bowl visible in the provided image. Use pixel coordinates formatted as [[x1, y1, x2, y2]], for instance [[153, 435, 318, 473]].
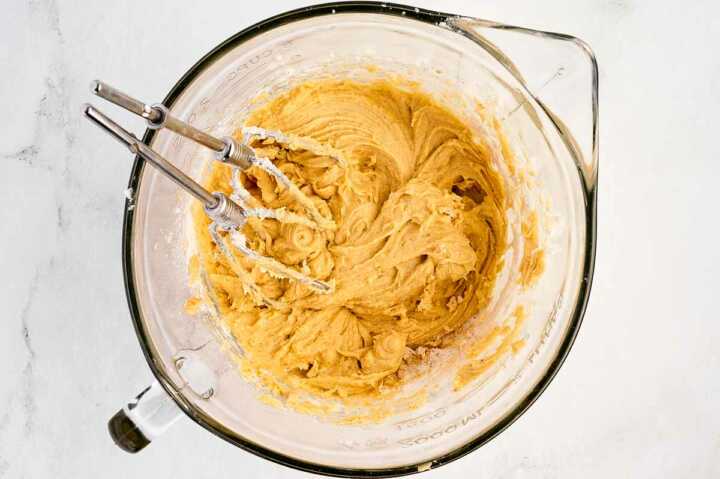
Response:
[[107, 2, 598, 476]]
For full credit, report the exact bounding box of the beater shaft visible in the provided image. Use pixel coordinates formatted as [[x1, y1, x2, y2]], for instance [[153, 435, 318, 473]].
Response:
[[91, 80, 253, 169], [90, 80, 163, 123], [83, 104, 249, 228]]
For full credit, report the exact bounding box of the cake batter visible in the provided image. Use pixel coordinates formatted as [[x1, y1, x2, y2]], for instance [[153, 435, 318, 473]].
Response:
[[192, 79, 508, 401]]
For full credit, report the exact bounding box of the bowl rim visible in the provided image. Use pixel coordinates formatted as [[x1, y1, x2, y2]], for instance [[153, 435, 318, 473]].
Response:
[[120, 2, 598, 476]]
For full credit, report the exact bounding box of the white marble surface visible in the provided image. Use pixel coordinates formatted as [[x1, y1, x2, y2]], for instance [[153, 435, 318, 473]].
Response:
[[1, 0, 719, 477]]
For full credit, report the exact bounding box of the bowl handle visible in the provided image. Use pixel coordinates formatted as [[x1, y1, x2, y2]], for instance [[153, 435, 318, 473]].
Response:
[[445, 16, 599, 190], [108, 381, 183, 453]]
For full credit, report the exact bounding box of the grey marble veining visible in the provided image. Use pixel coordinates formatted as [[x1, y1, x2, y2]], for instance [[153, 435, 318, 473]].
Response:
[[1, 0, 719, 477]]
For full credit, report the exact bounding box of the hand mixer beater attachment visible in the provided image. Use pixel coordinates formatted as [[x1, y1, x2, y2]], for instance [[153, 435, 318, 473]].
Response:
[[83, 81, 338, 296]]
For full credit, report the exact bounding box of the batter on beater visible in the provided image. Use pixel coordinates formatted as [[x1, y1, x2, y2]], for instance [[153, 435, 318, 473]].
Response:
[[191, 79, 508, 401]]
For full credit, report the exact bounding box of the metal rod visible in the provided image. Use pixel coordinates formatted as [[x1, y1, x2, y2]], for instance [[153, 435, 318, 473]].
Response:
[[82, 102, 139, 147], [91, 80, 225, 152], [162, 114, 226, 152], [83, 104, 218, 207], [90, 80, 162, 122]]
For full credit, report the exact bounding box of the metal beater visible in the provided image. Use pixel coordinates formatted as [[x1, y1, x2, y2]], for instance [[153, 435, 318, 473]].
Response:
[[83, 81, 338, 295]]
